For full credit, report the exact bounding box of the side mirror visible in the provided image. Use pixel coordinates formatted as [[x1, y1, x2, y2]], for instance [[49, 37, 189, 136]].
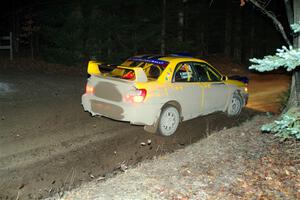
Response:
[[221, 75, 228, 81]]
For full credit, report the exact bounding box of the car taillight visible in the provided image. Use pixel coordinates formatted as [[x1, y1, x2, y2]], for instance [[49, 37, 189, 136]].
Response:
[[125, 89, 147, 103], [86, 85, 94, 94]]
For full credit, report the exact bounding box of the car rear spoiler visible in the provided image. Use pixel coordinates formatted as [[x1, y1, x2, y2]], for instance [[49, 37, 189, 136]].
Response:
[[87, 60, 116, 75], [87, 61, 101, 75], [132, 67, 148, 82]]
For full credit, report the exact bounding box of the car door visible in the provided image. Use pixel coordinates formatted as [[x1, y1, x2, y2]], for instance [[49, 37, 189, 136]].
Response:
[[192, 62, 230, 114], [169, 62, 203, 120]]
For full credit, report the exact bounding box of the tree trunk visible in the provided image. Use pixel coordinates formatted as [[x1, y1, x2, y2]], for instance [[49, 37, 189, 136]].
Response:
[[224, 0, 233, 56], [161, 0, 166, 55], [232, 6, 242, 62], [12, 0, 19, 54], [35, 33, 39, 57], [249, 18, 255, 58], [293, 0, 300, 106], [30, 34, 34, 60], [107, 32, 112, 58], [178, 0, 187, 43], [284, 0, 293, 24], [284, 0, 300, 110]]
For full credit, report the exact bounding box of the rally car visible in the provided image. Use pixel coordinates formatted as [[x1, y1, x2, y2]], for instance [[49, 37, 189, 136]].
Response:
[[82, 55, 248, 136]]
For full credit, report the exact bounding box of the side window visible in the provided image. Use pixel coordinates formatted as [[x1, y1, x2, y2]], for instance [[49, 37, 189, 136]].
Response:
[[174, 63, 196, 82], [192, 63, 209, 82], [193, 62, 221, 82], [206, 69, 220, 82], [144, 64, 162, 79]]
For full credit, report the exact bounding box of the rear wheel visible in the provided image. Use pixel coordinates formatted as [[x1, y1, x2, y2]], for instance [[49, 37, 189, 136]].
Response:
[[158, 106, 180, 136], [227, 93, 243, 116]]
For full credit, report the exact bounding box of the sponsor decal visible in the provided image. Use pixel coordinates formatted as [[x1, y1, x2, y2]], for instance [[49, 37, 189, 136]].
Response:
[[128, 57, 169, 67]]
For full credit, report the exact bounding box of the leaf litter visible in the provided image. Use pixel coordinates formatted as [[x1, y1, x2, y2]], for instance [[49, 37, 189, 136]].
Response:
[[57, 115, 300, 200]]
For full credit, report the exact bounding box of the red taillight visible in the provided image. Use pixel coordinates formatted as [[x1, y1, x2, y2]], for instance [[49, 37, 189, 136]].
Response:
[[133, 89, 147, 103], [125, 89, 147, 103], [86, 85, 94, 94]]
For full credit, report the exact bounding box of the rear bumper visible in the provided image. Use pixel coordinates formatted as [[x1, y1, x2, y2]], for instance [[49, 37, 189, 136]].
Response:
[[82, 93, 161, 126]]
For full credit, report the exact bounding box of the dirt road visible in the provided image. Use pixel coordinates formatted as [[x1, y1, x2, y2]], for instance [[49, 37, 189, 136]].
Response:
[[247, 73, 291, 113], [0, 72, 289, 199]]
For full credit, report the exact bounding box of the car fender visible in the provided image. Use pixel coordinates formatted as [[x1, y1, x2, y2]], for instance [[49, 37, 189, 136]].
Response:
[[161, 100, 182, 120], [144, 100, 182, 134]]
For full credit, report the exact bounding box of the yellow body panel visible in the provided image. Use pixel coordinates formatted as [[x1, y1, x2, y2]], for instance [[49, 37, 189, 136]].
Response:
[[87, 61, 101, 75], [225, 79, 245, 87]]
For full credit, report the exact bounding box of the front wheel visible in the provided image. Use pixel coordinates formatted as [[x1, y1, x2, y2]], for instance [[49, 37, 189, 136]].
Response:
[[227, 93, 243, 116], [158, 106, 180, 136]]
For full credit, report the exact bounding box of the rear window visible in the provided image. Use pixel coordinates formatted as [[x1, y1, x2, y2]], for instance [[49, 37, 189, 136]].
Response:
[[109, 64, 165, 80], [109, 68, 135, 80], [110, 59, 168, 80], [143, 64, 164, 79]]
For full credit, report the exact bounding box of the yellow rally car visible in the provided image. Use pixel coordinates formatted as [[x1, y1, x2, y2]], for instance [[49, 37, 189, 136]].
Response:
[[82, 55, 248, 136]]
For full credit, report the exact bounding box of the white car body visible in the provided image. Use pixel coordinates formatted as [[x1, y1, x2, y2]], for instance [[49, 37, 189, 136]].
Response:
[[82, 56, 248, 136]]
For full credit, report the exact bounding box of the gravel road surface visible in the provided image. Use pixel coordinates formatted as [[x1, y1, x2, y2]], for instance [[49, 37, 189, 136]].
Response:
[[0, 72, 290, 199]]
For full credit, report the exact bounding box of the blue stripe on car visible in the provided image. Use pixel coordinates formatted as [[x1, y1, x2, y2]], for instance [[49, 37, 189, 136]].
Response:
[[128, 57, 169, 66]]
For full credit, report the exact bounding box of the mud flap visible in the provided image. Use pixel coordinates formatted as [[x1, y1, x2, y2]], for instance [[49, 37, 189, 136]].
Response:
[[143, 112, 160, 133], [144, 122, 158, 133]]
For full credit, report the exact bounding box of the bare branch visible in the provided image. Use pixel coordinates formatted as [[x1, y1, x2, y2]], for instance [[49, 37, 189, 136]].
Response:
[[262, 0, 272, 8], [247, 0, 292, 46]]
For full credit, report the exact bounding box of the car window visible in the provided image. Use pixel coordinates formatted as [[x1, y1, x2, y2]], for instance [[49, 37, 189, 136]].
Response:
[[192, 63, 209, 82], [192, 62, 221, 82], [174, 63, 197, 82], [206, 68, 220, 82], [110, 68, 135, 79], [143, 64, 163, 80], [207, 64, 222, 79]]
